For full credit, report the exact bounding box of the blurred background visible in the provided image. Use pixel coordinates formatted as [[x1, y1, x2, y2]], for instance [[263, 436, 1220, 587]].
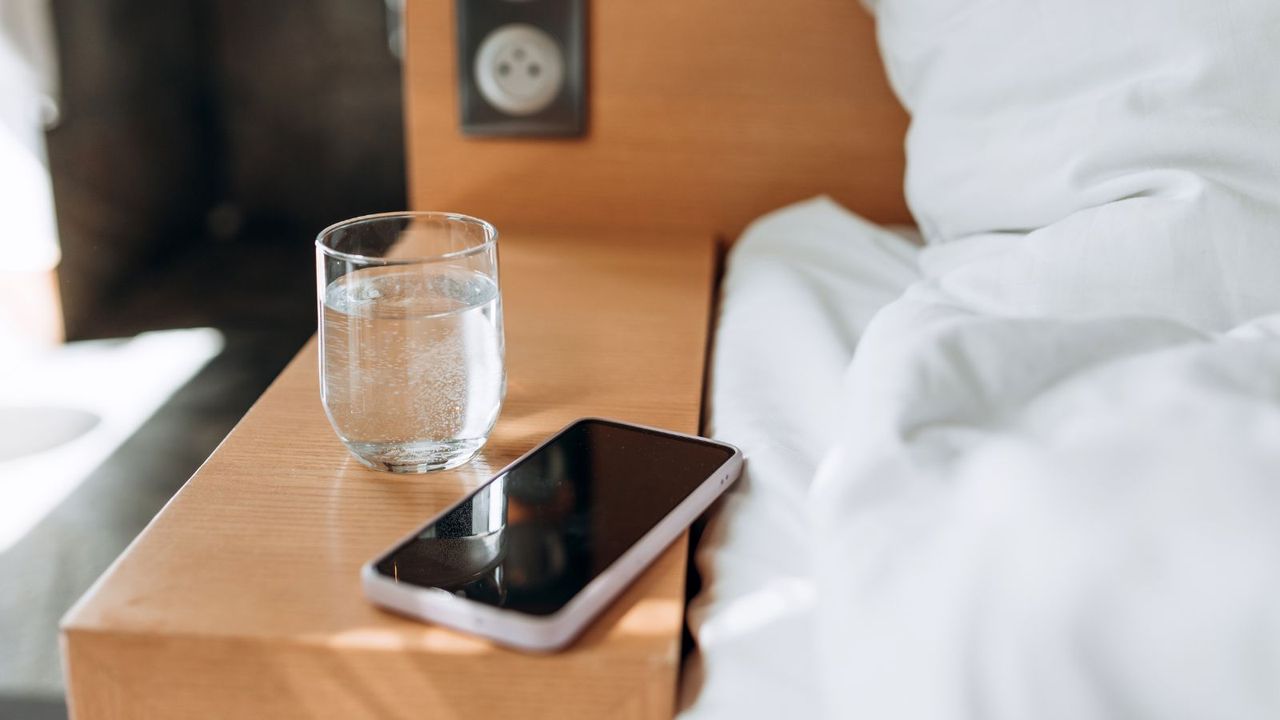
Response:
[[0, 1, 406, 716]]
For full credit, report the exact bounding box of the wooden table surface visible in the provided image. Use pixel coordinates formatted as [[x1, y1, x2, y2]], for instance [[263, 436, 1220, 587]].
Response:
[[61, 229, 717, 719]]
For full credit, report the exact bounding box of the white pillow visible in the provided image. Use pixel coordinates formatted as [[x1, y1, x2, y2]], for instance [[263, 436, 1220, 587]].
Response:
[[868, 0, 1280, 330]]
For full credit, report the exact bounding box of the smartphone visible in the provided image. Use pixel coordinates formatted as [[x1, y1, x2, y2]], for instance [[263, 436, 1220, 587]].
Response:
[[361, 417, 742, 652]]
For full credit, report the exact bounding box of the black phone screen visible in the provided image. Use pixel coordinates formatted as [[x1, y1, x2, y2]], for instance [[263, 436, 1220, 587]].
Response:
[[372, 419, 734, 616]]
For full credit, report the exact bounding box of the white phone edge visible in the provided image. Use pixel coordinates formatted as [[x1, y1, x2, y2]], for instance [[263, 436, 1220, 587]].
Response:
[[360, 417, 744, 653]]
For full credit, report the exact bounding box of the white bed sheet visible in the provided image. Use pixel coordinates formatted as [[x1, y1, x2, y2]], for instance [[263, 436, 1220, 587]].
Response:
[[679, 196, 920, 718]]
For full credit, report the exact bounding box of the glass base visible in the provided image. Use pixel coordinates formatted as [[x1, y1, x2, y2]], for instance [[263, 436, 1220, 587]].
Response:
[[344, 437, 487, 473]]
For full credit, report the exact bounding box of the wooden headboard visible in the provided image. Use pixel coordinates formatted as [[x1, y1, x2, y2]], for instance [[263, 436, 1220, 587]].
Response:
[[404, 0, 909, 240]]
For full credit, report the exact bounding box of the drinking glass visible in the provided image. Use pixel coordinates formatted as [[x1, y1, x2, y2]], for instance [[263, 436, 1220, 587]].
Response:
[[316, 212, 504, 473]]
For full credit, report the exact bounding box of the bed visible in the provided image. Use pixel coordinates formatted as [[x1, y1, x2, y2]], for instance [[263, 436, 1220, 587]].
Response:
[[405, 1, 1280, 717], [685, 2, 1280, 717]]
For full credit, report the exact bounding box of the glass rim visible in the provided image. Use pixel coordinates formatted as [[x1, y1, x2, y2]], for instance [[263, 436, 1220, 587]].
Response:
[[315, 211, 498, 265]]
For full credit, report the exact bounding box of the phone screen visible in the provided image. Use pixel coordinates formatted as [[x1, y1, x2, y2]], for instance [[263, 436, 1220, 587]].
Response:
[[372, 419, 734, 616]]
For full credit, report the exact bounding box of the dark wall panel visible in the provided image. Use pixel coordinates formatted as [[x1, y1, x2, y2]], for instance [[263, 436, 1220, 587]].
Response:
[[47, 0, 405, 337]]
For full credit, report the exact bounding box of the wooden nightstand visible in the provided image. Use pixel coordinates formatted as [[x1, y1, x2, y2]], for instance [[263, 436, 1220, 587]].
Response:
[[61, 229, 716, 719]]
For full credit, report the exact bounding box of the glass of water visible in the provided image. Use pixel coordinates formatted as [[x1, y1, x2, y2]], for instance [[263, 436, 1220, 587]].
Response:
[[316, 212, 504, 473]]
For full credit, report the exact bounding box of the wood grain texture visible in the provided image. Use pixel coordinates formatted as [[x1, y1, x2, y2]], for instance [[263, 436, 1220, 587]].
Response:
[[62, 229, 717, 720], [405, 0, 910, 240]]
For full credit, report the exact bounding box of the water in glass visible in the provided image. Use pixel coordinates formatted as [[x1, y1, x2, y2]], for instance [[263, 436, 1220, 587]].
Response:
[[321, 264, 504, 472]]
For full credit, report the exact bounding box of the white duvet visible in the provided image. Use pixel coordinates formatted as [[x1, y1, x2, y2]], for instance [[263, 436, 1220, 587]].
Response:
[[683, 1, 1280, 717], [686, 197, 1280, 718]]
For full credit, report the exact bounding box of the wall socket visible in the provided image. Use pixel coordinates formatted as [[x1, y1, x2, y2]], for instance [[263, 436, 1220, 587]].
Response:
[[457, 0, 586, 137]]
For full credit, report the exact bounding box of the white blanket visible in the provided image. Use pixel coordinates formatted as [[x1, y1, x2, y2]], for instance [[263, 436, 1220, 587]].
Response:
[[811, 265, 1280, 719], [682, 193, 1280, 718]]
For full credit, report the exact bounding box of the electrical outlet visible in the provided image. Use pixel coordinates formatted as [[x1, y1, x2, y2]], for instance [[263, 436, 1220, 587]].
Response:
[[475, 24, 564, 117], [457, 0, 585, 137]]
